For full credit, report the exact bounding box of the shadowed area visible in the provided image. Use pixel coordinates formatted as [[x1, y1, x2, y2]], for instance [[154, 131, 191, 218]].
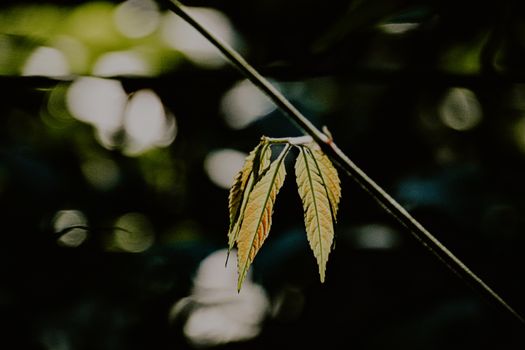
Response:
[[1, 0, 525, 349]]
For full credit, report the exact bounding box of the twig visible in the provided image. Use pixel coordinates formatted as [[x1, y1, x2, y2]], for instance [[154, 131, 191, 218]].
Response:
[[164, 0, 525, 325]]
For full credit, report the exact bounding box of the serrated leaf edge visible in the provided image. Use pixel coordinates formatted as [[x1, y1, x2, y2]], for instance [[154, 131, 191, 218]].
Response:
[[236, 144, 291, 290], [295, 145, 340, 282], [305, 146, 341, 223], [227, 140, 272, 263]]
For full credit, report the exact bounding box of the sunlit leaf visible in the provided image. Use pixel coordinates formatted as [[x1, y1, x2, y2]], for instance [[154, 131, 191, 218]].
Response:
[[228, 143, 260, 234], [295, 145, 340, 282], [227, 140, 271, 256], [308, 146, 341, 221], [236, 145, 290, 290]]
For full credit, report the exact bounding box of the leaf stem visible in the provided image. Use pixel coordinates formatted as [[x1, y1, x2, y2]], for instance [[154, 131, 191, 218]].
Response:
[[263, 136, 313, 145], [164, 0, 525, 325]]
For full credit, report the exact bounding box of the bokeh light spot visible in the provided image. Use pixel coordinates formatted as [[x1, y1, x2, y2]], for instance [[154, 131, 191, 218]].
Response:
[[22, 46, 70, 76], [114, 0, 160, 39], [52, 36, 90, 74], [439, 87, 482, 131], [353, 224, 400, 249], [161, 8, 236, 67], [123, 89, 177, 155], [93, 51, 150, 77], [204, 149, 247, 189], [81, 157, 120, 191], [380, 23, 419, 34], [53, 210, 88, 248], [220, 79, 275, 129], [45, 84, 73, 128], [66, 2, 122, 47], [66, 77, 127, 149], [112, 213, 155, 253], [171, 249, 269, 347]]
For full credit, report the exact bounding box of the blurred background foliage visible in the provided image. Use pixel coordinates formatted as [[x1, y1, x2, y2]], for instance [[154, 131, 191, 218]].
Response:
[[1, 0, 525, 348]]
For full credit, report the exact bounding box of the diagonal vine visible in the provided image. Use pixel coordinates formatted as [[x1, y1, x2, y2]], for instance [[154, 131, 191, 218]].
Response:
[[163, 0, 525, 325]]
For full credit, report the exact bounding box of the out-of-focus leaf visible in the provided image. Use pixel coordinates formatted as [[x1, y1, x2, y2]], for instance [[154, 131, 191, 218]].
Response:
[[313, 0, 420, 52]]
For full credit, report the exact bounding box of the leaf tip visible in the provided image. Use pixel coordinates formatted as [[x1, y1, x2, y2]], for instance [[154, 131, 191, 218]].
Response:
[[225, 250, 230, 267], [237, 274, 246, 292], [237, 259, 248, 292]]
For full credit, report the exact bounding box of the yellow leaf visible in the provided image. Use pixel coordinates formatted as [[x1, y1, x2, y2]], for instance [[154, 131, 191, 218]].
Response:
[[308, 147, 341, 221], [236, 145, 290, 290], [227, 141, 271, 255], [295, 145, 340, 282]]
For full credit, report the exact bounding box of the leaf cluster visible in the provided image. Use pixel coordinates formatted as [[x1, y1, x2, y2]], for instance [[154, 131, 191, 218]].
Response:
[[227, 136, 341, 290]]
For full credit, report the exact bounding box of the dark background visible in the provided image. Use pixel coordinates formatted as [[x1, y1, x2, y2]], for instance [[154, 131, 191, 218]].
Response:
[[1, 0, 525, 348]]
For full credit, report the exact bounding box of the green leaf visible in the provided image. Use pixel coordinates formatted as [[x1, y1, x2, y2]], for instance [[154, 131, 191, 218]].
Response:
[[227, 140, 271, 257], [236, 145, 290, 290], [295, 145, 340, 282]]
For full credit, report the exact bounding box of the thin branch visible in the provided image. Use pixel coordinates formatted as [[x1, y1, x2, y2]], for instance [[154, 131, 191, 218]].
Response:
[[164, 0, 525, 325], [164, 0, 328, 145]]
